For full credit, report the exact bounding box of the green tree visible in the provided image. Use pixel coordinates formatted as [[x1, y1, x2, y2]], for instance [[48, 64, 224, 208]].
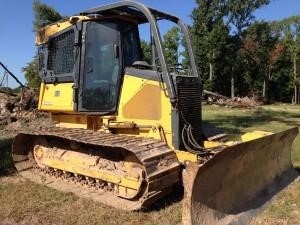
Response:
[[225, 0, 270, 34], [22, 56, 40, 88], [191, 0, 228, 91], [23, 1, 63, 88], [225, 0, 270, 98], [242, 22, 281, 103], [268, 45, 294, 102], [190, 0, 270, 96], [163, 26, 180, 67], [271, 16, 300, 103], [180, 28, 190, 70], [140, 40, 152, 64]]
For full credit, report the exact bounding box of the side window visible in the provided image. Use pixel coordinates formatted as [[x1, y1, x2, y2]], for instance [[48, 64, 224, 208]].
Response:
[[84, 22, 119, 88], [47, 29, 75, 75], [123, 24, 142, 66]]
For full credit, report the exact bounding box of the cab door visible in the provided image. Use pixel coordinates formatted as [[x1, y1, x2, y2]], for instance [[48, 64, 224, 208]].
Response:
[[78, 20, 121, 113]]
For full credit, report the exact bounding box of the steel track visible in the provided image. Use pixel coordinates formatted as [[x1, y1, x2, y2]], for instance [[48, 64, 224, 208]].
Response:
[[13, 127, 181, 210]]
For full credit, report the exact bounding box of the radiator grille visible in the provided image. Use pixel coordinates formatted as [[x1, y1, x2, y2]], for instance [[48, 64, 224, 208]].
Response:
[[47, 29, 75, 75], [176, 76, 202, 149]]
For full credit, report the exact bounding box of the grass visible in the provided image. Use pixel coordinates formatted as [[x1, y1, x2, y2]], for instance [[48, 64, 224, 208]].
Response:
[[0, 104, 299, 225], [0, 179, 182, 225], [202, 104, 300, 168], [203, 104, 300, 224], [250, 178, 300, 225]]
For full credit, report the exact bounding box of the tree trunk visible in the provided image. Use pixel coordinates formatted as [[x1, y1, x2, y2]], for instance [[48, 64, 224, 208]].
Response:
[[262, 80, 266, 98], [294, 86, 297, 104], [231, 75, 235, 99], [209, 52, 215, 81], [293, 53, 297, 104], [263, 67, 270, 103], [209, 62, 213, 81], [298, 86, 300, 104]]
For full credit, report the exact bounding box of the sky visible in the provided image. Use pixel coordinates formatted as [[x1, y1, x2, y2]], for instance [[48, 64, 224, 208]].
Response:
[[0, 0, 300, 88]]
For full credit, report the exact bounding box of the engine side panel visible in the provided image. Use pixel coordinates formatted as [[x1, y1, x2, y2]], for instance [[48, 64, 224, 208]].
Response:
[[117, 74, 173, 146], [38, 82, 75, 112]]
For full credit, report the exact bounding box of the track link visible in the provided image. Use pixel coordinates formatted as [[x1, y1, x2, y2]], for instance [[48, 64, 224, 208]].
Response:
[[12, 127, 181, 210]]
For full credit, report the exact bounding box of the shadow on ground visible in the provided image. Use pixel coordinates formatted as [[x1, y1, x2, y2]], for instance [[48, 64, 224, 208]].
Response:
[[295, 166, 300, 174], [0, 137, 15, 176], [204, 107, 300, 136], [142, 184, 184, 212]]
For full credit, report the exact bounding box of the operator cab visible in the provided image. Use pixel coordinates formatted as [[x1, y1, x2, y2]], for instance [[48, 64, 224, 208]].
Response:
[[38, 1, 199, 115], [79, 19, 143, 112]]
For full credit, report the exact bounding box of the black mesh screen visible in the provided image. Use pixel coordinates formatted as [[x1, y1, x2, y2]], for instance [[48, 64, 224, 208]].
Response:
[[176, 76, 202, 149], [47, 29, 75, 74]]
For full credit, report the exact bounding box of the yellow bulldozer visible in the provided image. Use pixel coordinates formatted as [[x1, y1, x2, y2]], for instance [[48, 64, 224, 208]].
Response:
[[12, 1, 298, 224]]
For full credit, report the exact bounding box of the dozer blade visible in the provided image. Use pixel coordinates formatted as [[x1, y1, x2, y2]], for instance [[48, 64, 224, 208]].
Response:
[[182, 127, 298, 225]]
